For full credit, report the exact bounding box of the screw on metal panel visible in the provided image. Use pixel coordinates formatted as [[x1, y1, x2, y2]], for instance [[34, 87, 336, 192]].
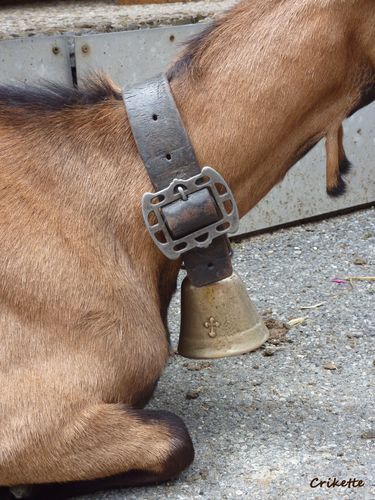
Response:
[[81, 44, 90, 54], [52, 46, 60, 55], [169, 35, 175, 42]]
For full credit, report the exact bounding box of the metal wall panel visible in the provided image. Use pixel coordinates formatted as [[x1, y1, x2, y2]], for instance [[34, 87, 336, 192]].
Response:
[[75, 24, 205, 87], [0, 36, 73, 86]]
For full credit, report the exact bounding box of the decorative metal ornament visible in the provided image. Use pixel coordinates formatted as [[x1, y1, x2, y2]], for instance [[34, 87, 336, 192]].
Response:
[[142, 166, 239, 260], [178, 272, 269, 359]]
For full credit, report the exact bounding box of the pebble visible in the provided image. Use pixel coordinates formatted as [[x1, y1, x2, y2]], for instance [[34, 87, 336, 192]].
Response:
[[323, 361, 338, 370], [353, 256, 367, 265], [183, 362, 212, 371], [360, 430, 375, 439], [263, 347, 276, 356], [199, 469, 209, 480], [185, 388, 202, 400]]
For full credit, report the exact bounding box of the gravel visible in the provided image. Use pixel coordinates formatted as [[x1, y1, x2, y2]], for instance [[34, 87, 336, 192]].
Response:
[[77, 206, 375, 500], [0, 0, 236, 40]]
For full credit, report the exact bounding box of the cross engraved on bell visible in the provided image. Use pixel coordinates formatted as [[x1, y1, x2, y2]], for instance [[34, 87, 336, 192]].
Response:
[[204, 317, 220, 338]]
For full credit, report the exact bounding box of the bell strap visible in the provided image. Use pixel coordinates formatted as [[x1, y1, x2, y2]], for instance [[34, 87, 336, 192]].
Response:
[[123, 74, 200, 191], [123, 74, 233, 287]]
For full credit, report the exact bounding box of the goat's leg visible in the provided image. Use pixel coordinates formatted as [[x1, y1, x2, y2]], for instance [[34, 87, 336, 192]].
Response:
[[7, 406, 193, 500], [338, 124, 352, 175], [326, 124, 351, 196], [326, 125, 344, 196]]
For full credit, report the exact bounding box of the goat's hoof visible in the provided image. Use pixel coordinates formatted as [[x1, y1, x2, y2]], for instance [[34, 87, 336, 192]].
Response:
[[8, 485, 35, 499], [339, 157, 352, 174], [327, 175, 346, 197]]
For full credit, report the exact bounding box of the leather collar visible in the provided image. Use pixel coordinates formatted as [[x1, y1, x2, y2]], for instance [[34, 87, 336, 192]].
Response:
[[123, 74, 238, 287]]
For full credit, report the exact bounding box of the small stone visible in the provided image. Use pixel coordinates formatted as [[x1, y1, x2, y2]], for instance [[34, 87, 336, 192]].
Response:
[[323, 361, 337, 370], [361, 430, 375, 439], [186, 388, 202, 400], [261, 308, 273, 316], [253, 364, 260, 369], [263, 347, 276, 357], [183, 361, 212, 371], [353, 256, 367, 265], [188, 473, 201, 482], [264, 318, 290, 336], [268, 338, 281, 345], [252, 380, 263, 386], [199, 468, 209, 480]]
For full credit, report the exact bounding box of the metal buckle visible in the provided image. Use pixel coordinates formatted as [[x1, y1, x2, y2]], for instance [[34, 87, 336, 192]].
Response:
[[142, 166, 239, 260]]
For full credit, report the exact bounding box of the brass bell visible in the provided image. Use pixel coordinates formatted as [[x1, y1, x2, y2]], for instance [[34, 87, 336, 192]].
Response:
[[178, 272, 269, 359]]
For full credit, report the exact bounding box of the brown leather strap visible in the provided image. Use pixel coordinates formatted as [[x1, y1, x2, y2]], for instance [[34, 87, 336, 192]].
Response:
[[123, 75, 200, 191], [123, 73, 233, 286], [183, 237, 232, 287]]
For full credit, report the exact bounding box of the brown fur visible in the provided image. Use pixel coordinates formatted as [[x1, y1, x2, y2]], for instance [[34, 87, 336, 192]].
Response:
[[325, 123, 350, 196], [0, 0, 374, 496]]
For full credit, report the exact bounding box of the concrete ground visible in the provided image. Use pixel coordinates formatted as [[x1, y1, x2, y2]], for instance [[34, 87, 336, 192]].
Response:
[[77, 207, 374, 500]]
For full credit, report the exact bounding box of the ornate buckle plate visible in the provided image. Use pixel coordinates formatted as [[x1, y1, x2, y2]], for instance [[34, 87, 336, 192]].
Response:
[[142, 166, 239, 260]]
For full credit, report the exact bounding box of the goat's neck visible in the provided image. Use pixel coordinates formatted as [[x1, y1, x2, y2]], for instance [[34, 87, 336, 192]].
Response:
[[169, 0, 373, 217]]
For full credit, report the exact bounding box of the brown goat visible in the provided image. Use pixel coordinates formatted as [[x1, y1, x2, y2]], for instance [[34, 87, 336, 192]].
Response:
[[0, 0, 374, 498]]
